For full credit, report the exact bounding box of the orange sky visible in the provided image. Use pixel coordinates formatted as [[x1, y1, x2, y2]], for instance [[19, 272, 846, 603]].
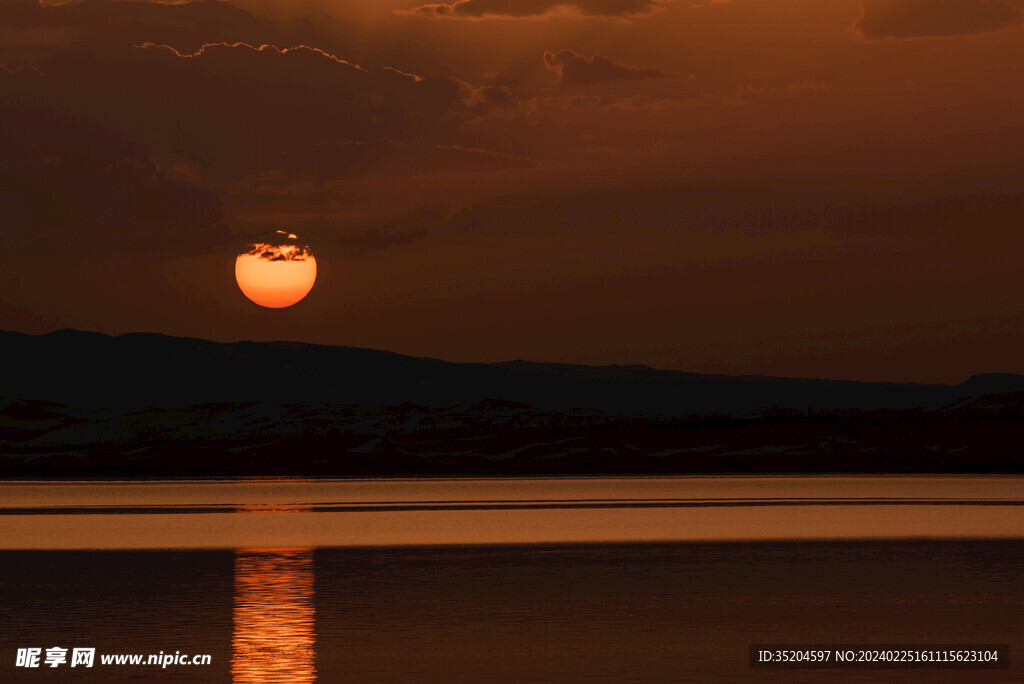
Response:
[[2, 0, 1023, 381]]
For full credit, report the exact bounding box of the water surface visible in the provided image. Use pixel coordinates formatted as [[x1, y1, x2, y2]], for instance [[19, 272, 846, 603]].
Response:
[[1, 476, 1021, 682], [2, 476, 1024, 549]]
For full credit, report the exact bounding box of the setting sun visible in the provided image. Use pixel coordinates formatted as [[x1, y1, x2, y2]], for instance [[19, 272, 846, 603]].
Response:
[[235, 233, 317, 309]]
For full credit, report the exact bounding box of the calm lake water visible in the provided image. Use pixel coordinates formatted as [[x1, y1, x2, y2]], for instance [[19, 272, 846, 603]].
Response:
[[1, 476, 1022, 682]]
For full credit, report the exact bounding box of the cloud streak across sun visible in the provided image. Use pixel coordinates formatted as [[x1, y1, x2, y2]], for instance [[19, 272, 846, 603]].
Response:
[[244, 244, 314, 262]]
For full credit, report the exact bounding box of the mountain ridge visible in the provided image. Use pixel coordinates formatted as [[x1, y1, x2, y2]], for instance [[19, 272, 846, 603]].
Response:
[[3, 329, 1024, 476], [2, 328, 1021, 416]]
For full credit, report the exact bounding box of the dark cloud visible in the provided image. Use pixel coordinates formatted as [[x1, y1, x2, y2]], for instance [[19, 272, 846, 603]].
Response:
[[0, 153, 222, 252], [244, 242, 314, 261], [525, 93, 682, 111], [307, 140, 535, 180], [5, 41, 508, 182], [856, 0, 1022, 39], [0, 1, 520, 200], [722, 80, 830, 105], [0, 63, 45, 76], [0, 33, 526, 257], [403, 0, 663, 19], [543, 49, 664, 86], [321, 176, 1024, 261], [0, 0, 252, 29], [0, 0, 270, 53], [0, 63, 221, 250], [332, 224, 432, 254]]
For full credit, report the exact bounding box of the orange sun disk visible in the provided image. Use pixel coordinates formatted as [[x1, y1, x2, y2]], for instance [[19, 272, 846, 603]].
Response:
[[235, 243, 317, 309]]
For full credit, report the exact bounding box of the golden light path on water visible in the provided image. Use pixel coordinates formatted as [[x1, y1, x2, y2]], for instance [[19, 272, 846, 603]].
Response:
[[232, 547, 316, 684]]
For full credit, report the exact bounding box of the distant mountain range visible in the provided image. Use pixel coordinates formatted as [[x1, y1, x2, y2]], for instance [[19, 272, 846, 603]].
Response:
[[2, 330, 1023, 476], [3, 329, 1022, 415]]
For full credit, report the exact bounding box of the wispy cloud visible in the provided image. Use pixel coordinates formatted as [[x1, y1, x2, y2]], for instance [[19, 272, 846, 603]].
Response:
[[722, 80, 830, 105], [400, 0, 666, 20], [543, 49, 665, 85], [856, 0, 1022, 39], [135, 41, 369, 72]]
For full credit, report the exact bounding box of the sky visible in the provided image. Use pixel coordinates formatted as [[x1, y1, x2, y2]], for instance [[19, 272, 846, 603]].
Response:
[[2, 0, 1023, 383]]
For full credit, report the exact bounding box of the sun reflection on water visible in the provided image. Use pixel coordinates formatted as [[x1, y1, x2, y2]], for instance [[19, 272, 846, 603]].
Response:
[[232, 548, 316, 683]]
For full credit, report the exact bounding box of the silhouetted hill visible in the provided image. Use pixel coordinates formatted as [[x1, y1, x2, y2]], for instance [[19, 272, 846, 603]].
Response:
[[3, 329, 1021, 415], [3, 330, 1024, 476]]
